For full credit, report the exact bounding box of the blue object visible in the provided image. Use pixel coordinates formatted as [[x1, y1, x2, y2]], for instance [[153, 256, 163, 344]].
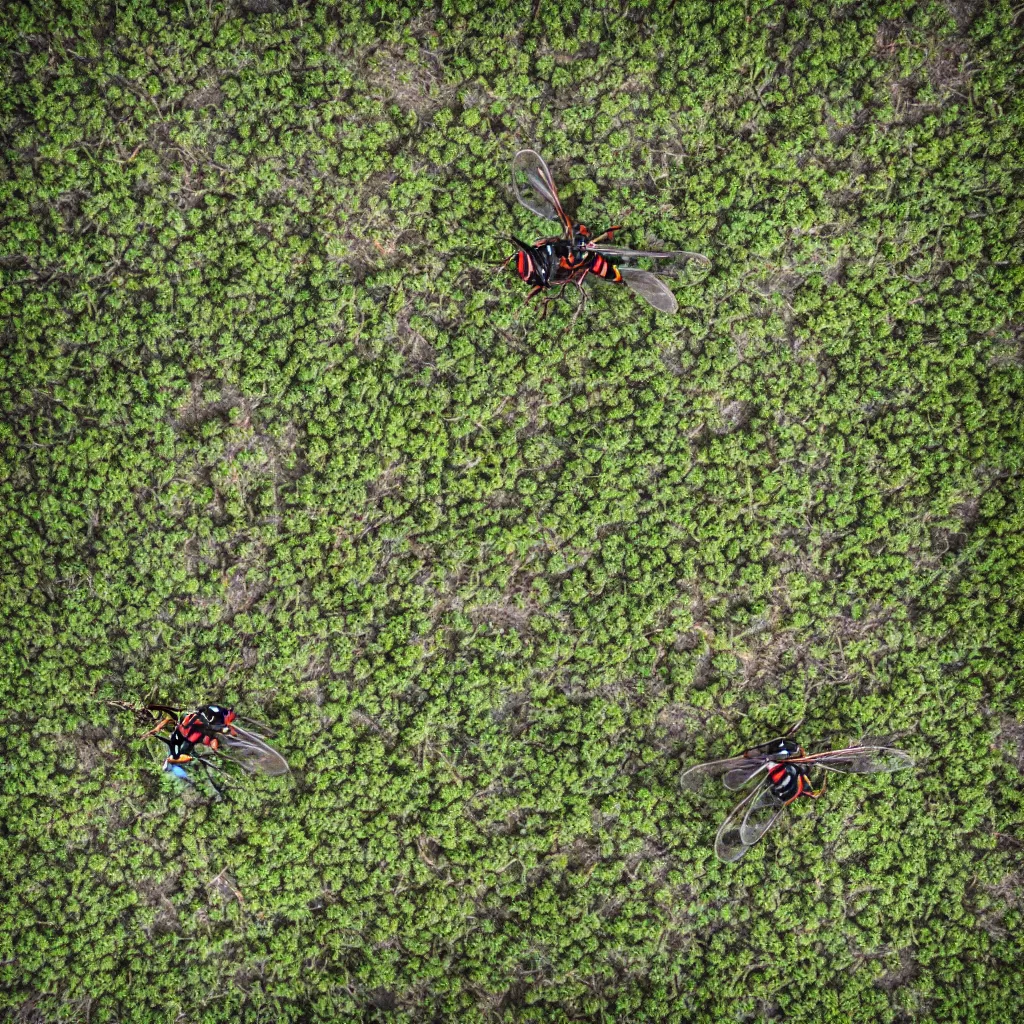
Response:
[[166, 764, 191, 781]]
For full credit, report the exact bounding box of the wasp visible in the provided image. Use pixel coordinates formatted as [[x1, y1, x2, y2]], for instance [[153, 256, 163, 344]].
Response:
[[504, 149, 710, 316], [138, 703, 290, 791], [681, 733, 914, 861]]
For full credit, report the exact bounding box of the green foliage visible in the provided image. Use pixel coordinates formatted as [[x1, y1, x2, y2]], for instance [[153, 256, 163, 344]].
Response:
[[1, 0, 1023, 1021]]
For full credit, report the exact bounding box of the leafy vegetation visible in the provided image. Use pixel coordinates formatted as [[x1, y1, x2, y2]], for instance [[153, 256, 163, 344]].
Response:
[[1, 0, 1023, 1020]]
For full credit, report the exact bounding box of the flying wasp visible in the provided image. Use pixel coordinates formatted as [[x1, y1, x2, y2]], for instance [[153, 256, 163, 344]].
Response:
[[681, 733, 914, 862], [504, 149, 710, 316], [142, 703, 289, 774]]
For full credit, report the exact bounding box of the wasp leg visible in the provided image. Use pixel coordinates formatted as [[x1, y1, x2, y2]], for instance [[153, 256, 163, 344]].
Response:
[[140, 715, 174, 740], [540, 276, 574, 320], [537, 285, 562, 321], [807, 776, 828, 799], [195, 756, 231, 801], [566, 270, 590, 331], [587, 224, 623, 245], [541, 279, 572, 320]]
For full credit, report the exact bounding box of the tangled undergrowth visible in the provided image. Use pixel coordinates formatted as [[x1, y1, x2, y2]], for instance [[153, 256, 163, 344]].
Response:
[[1, 1, 1022, 1021]]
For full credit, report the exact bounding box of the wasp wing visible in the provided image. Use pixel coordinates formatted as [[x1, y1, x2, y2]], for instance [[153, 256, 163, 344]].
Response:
[[680, 754, 767, 791], [617, 268, 678, 313], [738, 785, 786, 847], [512, 150, 572, 235], [714, 779, 775, 862], [723, 760, 772, 790], [219, 732, 290, 776], [587, 244, 710, 270], [234, 712, 276, 737], [794, 746, 915, 774], [232, 719, 277, 741]]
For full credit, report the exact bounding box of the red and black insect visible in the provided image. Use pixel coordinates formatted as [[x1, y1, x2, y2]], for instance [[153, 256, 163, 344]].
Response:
[[503, 149, 710, 316], [680, 733, 914, 862], [141, 703, 289, 790]]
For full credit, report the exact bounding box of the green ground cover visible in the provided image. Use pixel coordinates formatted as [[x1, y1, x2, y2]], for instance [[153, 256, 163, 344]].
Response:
[[2, 0, 1023, 1020]]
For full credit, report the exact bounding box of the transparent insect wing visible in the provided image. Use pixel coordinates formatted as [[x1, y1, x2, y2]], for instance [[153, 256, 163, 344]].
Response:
[[714, 782, 769, 862], [722, 760, 771, 791], [511, 150, 565, 226], [680, 755, 762, 790], [798, 746, 915, 774], [714, 820, 750, 863], [235, 715, 276, 738], [738, 785, 786, 847], [617, 268, 678, 313], [587, 244, 711, 269], [220, 734, 290, 776]]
